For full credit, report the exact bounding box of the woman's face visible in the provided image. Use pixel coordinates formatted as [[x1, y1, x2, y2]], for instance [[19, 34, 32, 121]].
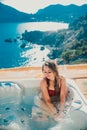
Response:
[[43, 66, 55, 80]]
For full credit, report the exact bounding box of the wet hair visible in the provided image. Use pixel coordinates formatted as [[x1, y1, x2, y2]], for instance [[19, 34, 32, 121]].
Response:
[[42, 61, 60, 89]]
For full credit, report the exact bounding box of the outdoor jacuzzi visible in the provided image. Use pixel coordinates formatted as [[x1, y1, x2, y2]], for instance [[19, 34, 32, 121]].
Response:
[[0, 78, 87, 130]]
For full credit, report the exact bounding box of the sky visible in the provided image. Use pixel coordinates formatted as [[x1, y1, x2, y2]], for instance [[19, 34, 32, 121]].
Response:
[[1, 0, 87, 14]]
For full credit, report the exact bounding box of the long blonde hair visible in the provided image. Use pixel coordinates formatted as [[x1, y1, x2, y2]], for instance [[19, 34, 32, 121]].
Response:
[[42, 61, 60, 89]]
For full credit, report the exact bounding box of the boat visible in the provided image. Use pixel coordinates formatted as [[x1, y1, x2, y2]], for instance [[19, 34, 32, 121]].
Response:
[[0, 78, 87, 130]]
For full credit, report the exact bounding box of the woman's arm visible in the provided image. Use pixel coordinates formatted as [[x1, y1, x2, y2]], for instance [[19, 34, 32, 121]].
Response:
[[59, 76, 67, 111], [40, 79, 58, 117]]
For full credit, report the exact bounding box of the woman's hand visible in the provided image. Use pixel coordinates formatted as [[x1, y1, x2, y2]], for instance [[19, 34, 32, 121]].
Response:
[[52, 111, 59, 120], [59, 104, 65, 112], [53, 111, 65, 122]]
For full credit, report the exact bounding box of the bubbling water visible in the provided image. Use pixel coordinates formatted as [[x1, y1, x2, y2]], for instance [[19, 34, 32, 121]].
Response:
[[0, 81, 87, 130]]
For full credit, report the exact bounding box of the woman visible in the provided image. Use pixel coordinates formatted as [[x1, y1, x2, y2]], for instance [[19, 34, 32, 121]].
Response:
[[39, 60, 67, 119]]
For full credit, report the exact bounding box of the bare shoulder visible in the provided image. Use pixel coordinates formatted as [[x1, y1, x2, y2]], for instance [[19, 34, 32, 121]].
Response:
[[59, 75, 66, 86], [40, 78, 46, 84], [40, 78, 47, 88], [59, 75, 66, 81]]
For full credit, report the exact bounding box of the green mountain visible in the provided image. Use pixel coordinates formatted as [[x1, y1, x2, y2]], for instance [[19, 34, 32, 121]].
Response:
[[61, 14, 87, 64], [0, 2, 33, 22], [0, 2, 87, 23], [35, 4, 87, 23]]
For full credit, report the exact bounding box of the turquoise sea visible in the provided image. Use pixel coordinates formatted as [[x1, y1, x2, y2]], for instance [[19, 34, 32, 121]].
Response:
[[0, 22, 68, 69]]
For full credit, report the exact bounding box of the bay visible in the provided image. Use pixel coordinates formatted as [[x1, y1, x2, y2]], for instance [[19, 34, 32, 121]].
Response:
[[0, 22, 68, 69]]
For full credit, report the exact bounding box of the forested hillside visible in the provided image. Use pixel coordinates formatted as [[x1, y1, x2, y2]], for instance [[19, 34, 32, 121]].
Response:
[[22, 14, 87, 64]]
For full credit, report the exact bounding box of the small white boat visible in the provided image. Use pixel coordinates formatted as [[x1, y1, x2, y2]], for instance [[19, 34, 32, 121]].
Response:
[[0, 78, 87, 130]]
